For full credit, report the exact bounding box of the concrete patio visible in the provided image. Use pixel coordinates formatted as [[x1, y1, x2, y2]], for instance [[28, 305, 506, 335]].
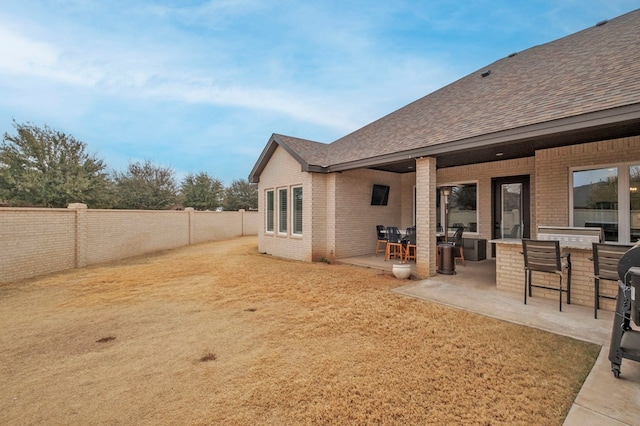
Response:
[[336, 255, 640, 425]]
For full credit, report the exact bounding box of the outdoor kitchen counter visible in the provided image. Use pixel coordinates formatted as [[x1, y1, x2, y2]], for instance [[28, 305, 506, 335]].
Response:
[[491, 239, 605, 311]]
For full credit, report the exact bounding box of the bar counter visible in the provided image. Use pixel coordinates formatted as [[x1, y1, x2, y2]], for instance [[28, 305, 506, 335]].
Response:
[[491, 239, 612, 311]]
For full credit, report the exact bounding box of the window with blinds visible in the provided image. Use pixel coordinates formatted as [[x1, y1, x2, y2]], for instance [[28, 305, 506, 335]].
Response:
[[278, 188, 288, 234]]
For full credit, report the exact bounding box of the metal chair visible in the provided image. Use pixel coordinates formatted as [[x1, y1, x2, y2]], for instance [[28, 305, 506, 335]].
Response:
[[451, 226, 465, 266], [384, 226, 404, 261], [522, 239, 571, 311], [403, 226, 416, 262], [508, 224, 521, 239], [591, 243, 633, 318], [375, 225, 387, 257]]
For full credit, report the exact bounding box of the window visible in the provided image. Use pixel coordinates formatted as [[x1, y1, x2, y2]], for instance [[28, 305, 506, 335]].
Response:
[[437, 183, 478, 233], [278, 188, 288, 234], [572, 164, 640, 243], [265, 190, 274, 232], [292, 186, 303, 235], [573, 167, 618, 241]]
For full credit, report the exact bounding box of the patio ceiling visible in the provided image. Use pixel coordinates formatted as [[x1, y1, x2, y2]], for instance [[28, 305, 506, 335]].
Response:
[[367, 109, 640, 173]]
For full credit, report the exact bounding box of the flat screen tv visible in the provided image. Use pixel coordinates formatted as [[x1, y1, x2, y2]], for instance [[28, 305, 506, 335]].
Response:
[[371, 184, 390, 206]]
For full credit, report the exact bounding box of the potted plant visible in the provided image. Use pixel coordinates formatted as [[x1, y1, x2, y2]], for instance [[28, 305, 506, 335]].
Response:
[[392, 261, 411, 279]]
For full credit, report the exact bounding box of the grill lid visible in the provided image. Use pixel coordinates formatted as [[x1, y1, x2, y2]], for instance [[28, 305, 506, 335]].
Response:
[[618, 245, 640, 281]]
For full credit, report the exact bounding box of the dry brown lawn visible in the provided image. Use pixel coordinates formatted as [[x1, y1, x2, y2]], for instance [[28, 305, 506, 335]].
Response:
[[0, 237, 599, 425]]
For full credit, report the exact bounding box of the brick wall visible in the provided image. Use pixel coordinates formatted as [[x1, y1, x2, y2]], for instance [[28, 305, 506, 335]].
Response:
[[311, 172, 328, 261], [438, 157, 536, 240], [257, 146, 313, 261], [495, 242, 598, 308], [1, 208, 77, 283], [536, 135, 640, 228], [495, 134, 640, 309], [334, 168, 404, 258], [0, 206, 258, 284], [84, 209, 190, 265]]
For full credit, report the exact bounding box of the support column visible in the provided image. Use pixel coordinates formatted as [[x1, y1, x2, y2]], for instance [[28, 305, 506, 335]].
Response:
[[415, 157, 437, 277], [326, 174, 337, 262]]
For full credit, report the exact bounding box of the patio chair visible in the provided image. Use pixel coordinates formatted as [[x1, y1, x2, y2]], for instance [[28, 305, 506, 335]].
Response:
[[403, 226, 417, 262], [451, 226, 465, 266], [384, 226, 404, 261], [522, 239, 571, 311], [591, 243, 633, 319], [375, 225, 387, 257], [508, 224, 521, 239]]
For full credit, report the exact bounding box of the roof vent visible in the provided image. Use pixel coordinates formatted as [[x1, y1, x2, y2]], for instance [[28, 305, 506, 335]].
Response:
[[595, 19, 608, 27], [481, 70, 491, 78], [508, 52, 518, 58]]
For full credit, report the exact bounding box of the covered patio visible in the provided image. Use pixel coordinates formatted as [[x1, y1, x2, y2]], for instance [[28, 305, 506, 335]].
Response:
[[337, 254, 640, 425]]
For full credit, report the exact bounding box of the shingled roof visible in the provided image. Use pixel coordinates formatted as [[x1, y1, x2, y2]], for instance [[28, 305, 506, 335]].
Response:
[[250, 8, 640, 182]]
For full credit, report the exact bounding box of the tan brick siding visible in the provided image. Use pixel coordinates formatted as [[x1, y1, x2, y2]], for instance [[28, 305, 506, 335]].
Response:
[[258, 146, 313, 261], [311, 173, 328, 261], [496, 242, 597, 308], [334, 168, 406, 258], [497, 134, 640, 310], [438, 157, 536, 241], [415, 157, 437, 277], [536, 135, 640, 229]]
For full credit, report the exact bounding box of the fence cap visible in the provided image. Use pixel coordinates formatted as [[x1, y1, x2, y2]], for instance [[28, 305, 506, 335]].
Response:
[[67, 203, 87, 209]]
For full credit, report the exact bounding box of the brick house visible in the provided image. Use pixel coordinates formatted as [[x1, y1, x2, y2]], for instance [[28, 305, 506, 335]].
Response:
[[249, 9, 640, 307]]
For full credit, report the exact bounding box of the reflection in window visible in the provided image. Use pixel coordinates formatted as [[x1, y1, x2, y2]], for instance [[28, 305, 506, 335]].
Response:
[[292, 186, 303, 235], [630, 165, 640, 242], [278, 188, 288, 234], [265, 190, 274, 232], [444, 184, 478, 233], [573, 168, 618, 241], [501, 183, 522, 238]]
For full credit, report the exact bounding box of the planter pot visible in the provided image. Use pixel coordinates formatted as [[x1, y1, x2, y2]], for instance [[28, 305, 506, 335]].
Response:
[[392, 263, 411, 279]]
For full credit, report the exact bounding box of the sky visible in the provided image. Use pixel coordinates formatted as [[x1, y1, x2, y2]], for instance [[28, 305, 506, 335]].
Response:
[[0, 1, 638, 185]]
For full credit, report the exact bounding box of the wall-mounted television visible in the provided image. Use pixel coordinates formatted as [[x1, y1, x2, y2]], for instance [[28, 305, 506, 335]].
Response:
[[371, 184, 390, 206]]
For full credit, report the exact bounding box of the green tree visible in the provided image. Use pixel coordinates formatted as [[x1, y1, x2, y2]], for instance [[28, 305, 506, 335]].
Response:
[[222, 178, 258, 211], [0, 121, 113, 208], [180, 172, 224, 211], [450, 184, 477, 210], [113, 160, 178, 209]]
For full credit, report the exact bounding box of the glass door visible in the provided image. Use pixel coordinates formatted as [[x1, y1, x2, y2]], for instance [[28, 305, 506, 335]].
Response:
[[492, 175, 530, 255], [501, 183, 523, 238]]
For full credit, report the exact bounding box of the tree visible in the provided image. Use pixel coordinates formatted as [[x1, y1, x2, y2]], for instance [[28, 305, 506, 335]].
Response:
[[222, 179, 258, 211], [180, 172, 224, 211], [450, 185, 476, 210], [113, 160, 179, 209], [0, 121, 113, 208]]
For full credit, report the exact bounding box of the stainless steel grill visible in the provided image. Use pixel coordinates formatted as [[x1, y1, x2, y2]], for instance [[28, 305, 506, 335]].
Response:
[[537, 226, 603, 249]]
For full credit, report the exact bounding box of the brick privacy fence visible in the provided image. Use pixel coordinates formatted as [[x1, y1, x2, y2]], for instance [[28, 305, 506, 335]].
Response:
[[0, 204, 259, 284]]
